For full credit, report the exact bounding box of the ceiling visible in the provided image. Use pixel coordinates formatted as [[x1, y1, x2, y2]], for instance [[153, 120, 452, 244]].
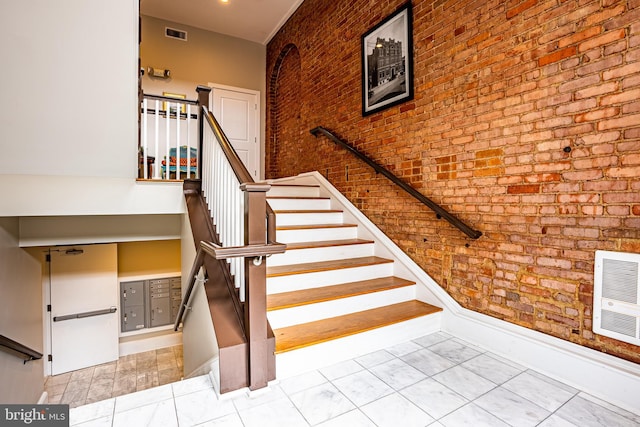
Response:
[[140, 0, 304, 45]]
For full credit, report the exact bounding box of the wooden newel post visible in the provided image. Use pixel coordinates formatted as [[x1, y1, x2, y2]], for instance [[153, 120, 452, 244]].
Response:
[[241, 182, 271, 390], [195, 85, 211, 180]]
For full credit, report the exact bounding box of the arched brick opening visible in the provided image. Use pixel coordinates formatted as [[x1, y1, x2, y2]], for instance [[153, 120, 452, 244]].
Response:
[[266, 43, 301, 179]]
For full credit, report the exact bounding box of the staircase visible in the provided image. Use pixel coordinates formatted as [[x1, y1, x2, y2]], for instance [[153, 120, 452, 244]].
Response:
[[265, 179, 443, 378]]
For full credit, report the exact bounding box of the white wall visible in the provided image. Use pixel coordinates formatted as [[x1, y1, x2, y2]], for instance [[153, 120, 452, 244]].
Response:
[[0, 0, 169, 218], [0, 218, 44, 403], [0, 0, 139, 179]]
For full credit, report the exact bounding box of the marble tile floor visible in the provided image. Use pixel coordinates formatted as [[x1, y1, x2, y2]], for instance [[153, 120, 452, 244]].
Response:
[[69, 333, 640, 427], [46, 345, 183, 408]]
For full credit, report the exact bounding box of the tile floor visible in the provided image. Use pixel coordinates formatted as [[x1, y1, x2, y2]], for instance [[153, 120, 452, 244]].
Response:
[[46, 345, 183, 407], [68, 333, 640, 427]]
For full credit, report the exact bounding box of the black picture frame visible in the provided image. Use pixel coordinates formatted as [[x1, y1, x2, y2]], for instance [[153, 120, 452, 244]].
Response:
[[361, 2, 414, 116]]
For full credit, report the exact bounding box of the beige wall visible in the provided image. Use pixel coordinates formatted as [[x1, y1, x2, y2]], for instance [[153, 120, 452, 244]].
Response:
[[0, 218, 44, 403], [140, 15, 267, 177], [118, 240, 181, 277], [140, 15, 266, 97]]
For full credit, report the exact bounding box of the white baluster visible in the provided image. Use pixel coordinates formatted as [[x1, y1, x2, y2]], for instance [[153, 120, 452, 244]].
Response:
[[165, 100, 170, 180], [176, 102, 181, 180], [186, 104, 192, 179], [154, 100, 160, 179], [142, 99, 148, 179]]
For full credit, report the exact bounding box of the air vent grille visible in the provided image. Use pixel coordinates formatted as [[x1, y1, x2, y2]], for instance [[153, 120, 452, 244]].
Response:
[[165, 27, 187, 41], [602, 259, 638, 302], [601, 310, 637, 337], [594, 250, 640, 346]]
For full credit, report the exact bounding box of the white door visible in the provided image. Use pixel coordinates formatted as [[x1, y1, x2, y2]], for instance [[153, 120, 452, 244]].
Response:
[[49, 244, 119, 375], [210, 84, 260, 179]]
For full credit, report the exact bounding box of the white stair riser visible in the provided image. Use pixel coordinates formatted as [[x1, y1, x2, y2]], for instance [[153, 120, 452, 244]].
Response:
[[275, 313, 442, 379], [267, 198, 330, 211], [269, 243, 375, 267], [267, 263, 394, 294], [276, 226, 357, 243], [267, 285, 417, 329], [275, 212, 343, 226], [267, 186, 320, 198]]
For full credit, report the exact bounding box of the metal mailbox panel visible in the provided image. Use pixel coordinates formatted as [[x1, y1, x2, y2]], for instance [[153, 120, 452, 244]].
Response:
[[122, 305, 146, 332], [149, 283, 170, 292], [150, 291, 170, 299], [149, 297, 171, 327], [121, 281, 145, 306]]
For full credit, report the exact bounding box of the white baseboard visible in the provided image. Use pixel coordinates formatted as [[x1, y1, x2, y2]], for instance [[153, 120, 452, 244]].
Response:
[[38, 391, 48, 404]]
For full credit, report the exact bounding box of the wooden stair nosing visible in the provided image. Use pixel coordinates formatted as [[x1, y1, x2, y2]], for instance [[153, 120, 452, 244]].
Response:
[[267, 276, 416, 311], [273, 209, 343, 214], [267, 196, 330, 200], [269, 184, 320, 188], [274, 300, 442, 354], [276, 223, 357, 231], [283, 238, 375, 251], [267, 256, 393, 278]]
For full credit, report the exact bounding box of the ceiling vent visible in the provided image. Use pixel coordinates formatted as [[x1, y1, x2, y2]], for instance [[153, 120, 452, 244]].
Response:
[[593, 250, 640, 346], [165, 27, 187, 41]]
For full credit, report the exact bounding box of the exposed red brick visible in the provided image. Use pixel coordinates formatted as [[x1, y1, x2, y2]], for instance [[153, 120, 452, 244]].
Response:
[[507, 184, 541, 194], [507, 0, 538, 19], [538, 46, 577, 66], [558, 26, 602, 48], [580, 29, 626, 53], [267, 0, 640, 365]]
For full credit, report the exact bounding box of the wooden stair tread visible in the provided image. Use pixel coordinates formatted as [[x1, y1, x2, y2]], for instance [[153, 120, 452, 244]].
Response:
[[267, 196, 329, 200], [276, 223, 357, 231], [284, 238, 374, 250], [269, 184, 319, 187], [267, 256, 392, 277], [267, 276, 415, 311], [274, 301, 442, 354], [273, 209, 343, 213]]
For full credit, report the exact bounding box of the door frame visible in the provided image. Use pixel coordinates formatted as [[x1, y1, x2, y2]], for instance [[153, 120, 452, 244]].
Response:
[[207, 83, 262, 180]]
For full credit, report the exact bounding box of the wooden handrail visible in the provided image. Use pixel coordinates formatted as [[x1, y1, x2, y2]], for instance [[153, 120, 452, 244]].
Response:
[[0, 334, 42, 364], [202, 106, 278, 243], [203, 107, 253, 183], [142, 93, 199, 105], [173, 239, 287, 332], [201, 241, 287, 260], [310, 126, 482, 240]]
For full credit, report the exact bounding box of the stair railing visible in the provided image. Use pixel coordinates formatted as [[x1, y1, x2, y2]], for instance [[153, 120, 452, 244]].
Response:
[[140, 93, 199, 180], [175, 86, 285, 391], [0, 334, 42, 364], [310, 126, 482, 240]]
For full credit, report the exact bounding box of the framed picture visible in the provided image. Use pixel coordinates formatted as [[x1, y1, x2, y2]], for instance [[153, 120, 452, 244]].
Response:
[[162, 92, 186, 115], [361, 2, 413, 116]]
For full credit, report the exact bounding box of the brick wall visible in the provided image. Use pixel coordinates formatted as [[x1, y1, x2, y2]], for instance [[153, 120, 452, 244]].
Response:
[[266, 0, 640, 363]]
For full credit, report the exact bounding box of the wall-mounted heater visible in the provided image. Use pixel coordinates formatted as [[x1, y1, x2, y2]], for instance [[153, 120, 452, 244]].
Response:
[[593, 250, 640, 346]]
